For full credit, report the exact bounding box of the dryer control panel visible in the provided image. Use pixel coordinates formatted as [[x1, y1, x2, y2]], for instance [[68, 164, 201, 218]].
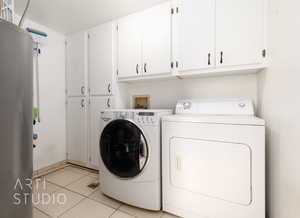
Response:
[[176, 99, 255, 116]]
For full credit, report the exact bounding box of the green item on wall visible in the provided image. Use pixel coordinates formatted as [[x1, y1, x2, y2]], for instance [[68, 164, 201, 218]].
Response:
[[32, 108, 39, 121]]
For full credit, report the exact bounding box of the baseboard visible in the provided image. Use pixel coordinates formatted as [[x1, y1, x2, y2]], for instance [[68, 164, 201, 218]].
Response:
[[33, 160, 69, 178]]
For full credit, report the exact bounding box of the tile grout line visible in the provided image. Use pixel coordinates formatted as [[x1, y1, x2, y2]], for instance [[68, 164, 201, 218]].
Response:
[[47, 179, 95, 200], [110, 203, 124, 218], [108, 208, 118, 218], [64, 174, 98, 188], [117, 205, 140, 218], [66, 163, 99, 174], [48, 178, 120, 215], [112, 207, 139, 218], [63, 184, 97, 199], [46, 171, 87, 188], [34, 206, 52, 218], [40, 166, 136, 218], [35, 184, 87, 218], [57, 196, 87, 218], [87, 191, 124, 211]]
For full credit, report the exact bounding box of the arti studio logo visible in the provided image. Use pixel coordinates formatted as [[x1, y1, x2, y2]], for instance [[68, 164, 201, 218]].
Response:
[[13, 178, 67, 206]]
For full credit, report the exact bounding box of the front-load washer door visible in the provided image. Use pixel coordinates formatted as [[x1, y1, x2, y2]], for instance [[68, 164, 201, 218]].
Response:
[[100, 119, 149, 179]]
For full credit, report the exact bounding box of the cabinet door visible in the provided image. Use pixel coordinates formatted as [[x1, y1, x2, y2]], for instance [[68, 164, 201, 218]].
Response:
[[89, 96, 114, 169], [216, 0, 264, 67], [142, 2, 172, 76], [66, 97, 88, 165], [118, 13, 142, 78], [175, 0, 215, 73], [88, 23, 114, 96], [66, 32, 87, 97]]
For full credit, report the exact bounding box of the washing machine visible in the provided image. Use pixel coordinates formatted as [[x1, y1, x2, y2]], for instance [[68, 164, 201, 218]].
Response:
[[162, 99, 265, 218], [99, 109, 172, 210]]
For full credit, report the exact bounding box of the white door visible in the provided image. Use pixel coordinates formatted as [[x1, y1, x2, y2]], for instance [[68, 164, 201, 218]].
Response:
[[88, 23, 115, 96], [66, 32, 87, 97], [142, 2, 172, 76], [216, 0, 264, 67], [175, 0, 215, 73], [118, 13, 142, 78], [88, 96, 114, 169], [66, 97, 88, 166]]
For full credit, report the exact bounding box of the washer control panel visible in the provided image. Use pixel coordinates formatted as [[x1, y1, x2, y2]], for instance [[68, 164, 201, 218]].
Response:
[[134, 112, 157, 126], [115, 112, 134, 120]]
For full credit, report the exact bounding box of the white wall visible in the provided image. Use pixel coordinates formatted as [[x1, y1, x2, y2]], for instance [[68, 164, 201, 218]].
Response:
[[123, 74, 258, 110], [15, 16, 67, 171], [257, 0, 300, 218]]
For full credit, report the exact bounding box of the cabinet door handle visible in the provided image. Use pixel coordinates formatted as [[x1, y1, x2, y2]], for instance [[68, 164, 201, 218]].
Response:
[[108, 83, 111, 94], [208, 53, 211, 65], [220, 52, 224, 64], [107, 98, 111, 108], [81, 99, 85, 108], [144, 63, 147, 73], [136, 64, 139, 75], [81, 86, 85, 95]]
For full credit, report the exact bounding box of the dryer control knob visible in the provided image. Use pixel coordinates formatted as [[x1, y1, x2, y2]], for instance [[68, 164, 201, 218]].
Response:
[[239, 103, 246, 108]]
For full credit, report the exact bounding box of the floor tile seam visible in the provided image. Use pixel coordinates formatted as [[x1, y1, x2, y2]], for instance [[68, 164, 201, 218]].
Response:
[[88, 194, 122, 211], [46, 173, 86, 187], [62, 185, 94, 198], [117, 206, 141, 218], [113, 208, 139, 218], [34, 206, 52, 217], [56, 196, 87, 218], [65, 174, 98, 188]]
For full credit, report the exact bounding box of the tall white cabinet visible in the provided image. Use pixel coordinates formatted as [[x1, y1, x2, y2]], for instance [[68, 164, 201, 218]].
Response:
[[88, 22, 115, 96], [66, 98, 88, 166], [66, 22, 116, 170], [66, 32, 88, 97], [66, 32, 89, 167]]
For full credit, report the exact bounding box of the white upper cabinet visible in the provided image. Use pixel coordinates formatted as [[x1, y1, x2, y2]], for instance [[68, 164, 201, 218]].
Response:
[[118, 2, 172, 79], [173, 0, 266, 77], [118, 13, 143, 78], [88, 22, 115, 96], [215, 0, 264, 67], [175, 0, 215, 73], [66, 32, 87, 96], [67, 0, 267, 82], [142, 2, 172, 76]]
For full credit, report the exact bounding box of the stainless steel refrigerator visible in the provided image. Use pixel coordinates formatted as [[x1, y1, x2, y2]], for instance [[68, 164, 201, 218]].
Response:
[[0, 19, 33, 218]]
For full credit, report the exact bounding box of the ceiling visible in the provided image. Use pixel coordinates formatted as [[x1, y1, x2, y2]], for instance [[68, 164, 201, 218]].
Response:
[[15, 0, 167, 35]]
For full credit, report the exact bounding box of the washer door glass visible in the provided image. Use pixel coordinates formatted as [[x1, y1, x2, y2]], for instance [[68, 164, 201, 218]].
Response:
[[100, 119, 149, 178]]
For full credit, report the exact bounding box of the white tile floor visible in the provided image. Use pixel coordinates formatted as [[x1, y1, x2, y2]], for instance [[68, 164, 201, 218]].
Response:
[[33, 165, 180, 218]]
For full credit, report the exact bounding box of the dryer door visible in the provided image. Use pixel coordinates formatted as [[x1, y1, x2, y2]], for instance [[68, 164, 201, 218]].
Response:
[[100, 119, 149, 179]]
